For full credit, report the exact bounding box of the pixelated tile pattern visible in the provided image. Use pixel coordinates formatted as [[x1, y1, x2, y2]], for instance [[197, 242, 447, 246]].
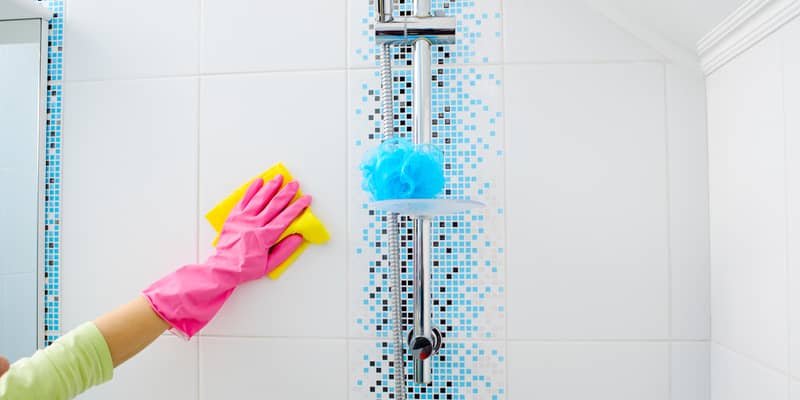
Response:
[[37, 0, 64, 347], [348, 1, 506, 398]]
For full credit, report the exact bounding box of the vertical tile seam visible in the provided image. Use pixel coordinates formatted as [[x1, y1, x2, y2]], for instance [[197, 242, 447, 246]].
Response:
[[344, 3, 352, 398], [498, 0, 511, 399], [196, 0, 204, 398], [703, 57, 714, 400], [663, 63, 674, 400], [780, 27, 793, 394]]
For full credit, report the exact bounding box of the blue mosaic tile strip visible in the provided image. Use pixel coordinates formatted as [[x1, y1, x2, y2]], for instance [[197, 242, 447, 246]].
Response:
[[38, 0, 64, 347], [351, 1, 505, 397], [352, 340, 505, 400]]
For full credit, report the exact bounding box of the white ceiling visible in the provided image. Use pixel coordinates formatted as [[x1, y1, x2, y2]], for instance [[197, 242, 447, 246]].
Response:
[[594, 0, 749, 52]]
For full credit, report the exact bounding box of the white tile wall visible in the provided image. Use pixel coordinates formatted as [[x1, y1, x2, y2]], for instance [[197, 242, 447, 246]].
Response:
[[707, 33, 789, 372], [57, 0, 714, 398], [508, 341, 669, 400], [706, 13, 800, 396], [62, 78, 199, 330], [666, 66, 710, 340], [502, 0, 663, 64], [783, 17, 800, 381], [672, 342, 710, 400], [505, 63, 670, 340], [793, 379, 800, 400], [202, 0, 346, 74], [64, 0, 200, 81], [199, 337, 347, 400], [81, 336, 199, 400], [197, 71, 347, 338], [710, 343, 787, 400]]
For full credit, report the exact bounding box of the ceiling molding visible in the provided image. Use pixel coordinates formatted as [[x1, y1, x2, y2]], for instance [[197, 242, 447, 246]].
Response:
[[583, 0, 703, 73], [698, 0, 800, 75]]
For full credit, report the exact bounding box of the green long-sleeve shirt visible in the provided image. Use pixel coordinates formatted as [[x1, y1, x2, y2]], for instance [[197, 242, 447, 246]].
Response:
[[0, 322, 114, 399]]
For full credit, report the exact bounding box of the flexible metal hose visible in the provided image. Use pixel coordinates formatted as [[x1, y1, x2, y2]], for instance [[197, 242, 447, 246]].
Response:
[[380, 42, 408, 400]]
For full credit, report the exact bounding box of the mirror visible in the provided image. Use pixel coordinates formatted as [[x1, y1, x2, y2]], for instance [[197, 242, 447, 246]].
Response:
[[0, 17, 45, 362]]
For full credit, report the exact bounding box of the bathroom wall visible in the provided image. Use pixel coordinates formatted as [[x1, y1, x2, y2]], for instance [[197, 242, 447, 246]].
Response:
[[58, 0, 709, 399], [706, 15, 800, 400]]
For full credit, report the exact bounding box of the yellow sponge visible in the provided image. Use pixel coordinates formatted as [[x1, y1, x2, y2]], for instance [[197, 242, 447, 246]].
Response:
[[205, 163, 330, 279]]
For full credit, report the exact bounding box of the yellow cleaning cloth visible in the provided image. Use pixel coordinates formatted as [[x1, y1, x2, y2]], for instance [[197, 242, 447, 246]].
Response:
[[205, 163, 330, 279]]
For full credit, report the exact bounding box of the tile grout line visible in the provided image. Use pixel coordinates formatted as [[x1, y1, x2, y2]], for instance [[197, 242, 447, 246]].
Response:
[[344, 0, 352, 397], [60, 60, 673, 85], [702, 56, 714, 400], [350, 59, 669, 70], [196, 0, 204, 398], [780, 32, 792, 394], [504, 338, 710, 343], [497, 0, 511, 398], [196, 333, 710, 343], [662, 63, 673, 400]]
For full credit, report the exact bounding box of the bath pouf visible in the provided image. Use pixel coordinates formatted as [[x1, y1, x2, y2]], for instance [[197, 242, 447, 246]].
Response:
[[361, 138, 445, 201]]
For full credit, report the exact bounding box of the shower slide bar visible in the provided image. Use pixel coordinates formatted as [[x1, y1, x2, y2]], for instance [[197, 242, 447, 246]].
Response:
[[373, 1, 456, 386]]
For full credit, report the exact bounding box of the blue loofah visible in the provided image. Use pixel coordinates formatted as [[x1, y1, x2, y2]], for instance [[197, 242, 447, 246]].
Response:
[[361, 138, 445, 201]]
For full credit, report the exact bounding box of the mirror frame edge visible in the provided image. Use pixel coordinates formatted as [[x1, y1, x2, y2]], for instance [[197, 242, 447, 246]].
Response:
[[35, 15, 49, 351], [1, 0, 56, 350]]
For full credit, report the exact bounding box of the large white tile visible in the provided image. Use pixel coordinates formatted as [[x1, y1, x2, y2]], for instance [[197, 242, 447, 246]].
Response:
[[793, 379, 800, 400], [198, 71, 347, 338], [502, 0, 662, 64], [507, 341, 669, 400], [200, 337, 347, 400], [783, 17, 800, 381], [710, 343, 787, 400], [707, 33, 788, 372], [61, 78, 198, 330], [505, 63, 669, 340], [667, 66, 711, 340], [0, 273, 37, 363], [81, 336, 198, 400], [672, 342, 710, 400], [65, 0, 199, 81], [202, 0, 345, 74]]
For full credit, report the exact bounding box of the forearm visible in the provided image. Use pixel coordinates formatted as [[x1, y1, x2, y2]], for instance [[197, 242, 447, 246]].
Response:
[[93, 296, 170, 367], [0, 322, 113, 400], [0, 296, 169, 400]]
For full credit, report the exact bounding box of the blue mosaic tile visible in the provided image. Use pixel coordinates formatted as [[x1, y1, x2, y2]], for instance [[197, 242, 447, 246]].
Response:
[[351, 340, 505, 400], [348, 1, 506, 397], [37, 0, 64, 347]]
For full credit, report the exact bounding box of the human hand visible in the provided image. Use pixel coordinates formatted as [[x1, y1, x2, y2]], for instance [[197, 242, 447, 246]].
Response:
[[214, 175, 311, 281], [0, 356, 9, 378], [142, 175, 312, 338]]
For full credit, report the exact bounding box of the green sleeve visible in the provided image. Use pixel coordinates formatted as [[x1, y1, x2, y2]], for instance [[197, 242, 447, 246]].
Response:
[[0, 322, 114, 400]]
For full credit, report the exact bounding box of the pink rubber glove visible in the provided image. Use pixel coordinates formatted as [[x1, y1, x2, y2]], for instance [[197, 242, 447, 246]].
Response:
[[142, 175, 311, 339]]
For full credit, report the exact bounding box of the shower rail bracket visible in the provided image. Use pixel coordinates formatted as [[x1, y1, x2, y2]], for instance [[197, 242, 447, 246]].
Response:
[[408, 327, 442, 362], [375, 15, 456, 46]]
